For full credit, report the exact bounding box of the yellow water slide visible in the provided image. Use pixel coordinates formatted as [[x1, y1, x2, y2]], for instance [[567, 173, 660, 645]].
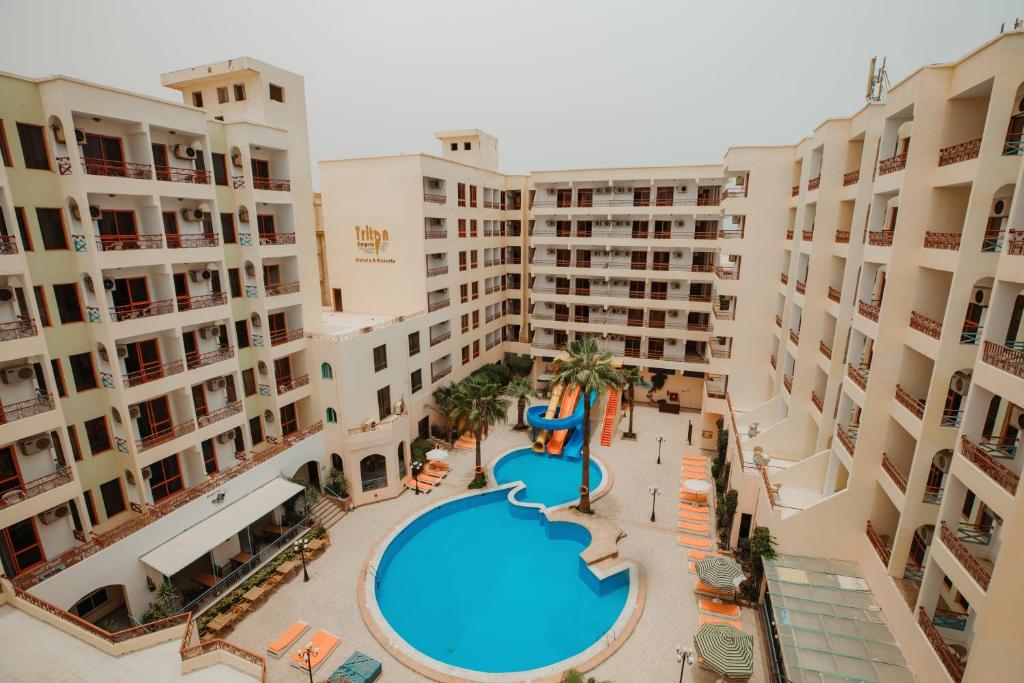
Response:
[[532, 383, 565, 451]]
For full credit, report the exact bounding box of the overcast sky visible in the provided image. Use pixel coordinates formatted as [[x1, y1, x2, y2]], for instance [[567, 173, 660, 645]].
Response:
[[2, 0, 1021, 183]]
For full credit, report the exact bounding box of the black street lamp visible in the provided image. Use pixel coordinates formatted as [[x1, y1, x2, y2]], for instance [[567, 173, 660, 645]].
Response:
[[294, 538, 310, 582], [656, 434, 665, 464], [676, 644, 694, 683], [296, 641, 319, 683], [411, 461, 430, 495], [648, 485, 660, 523]]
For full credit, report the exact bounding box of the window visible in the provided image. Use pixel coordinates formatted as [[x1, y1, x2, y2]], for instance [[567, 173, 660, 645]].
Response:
[[233, 83, 246, 101], [373, 344, 387, 372], [15, 207, 31, 251], [470, 219, 477, 237], [457, 183, 466, 207], [469, 185, 477, 208], [450, 142, 458, 151], [52, 284, 83, 325], [462, 346, 470, 365], [212, 154, 228, 186], [249, 415, 263, 444], [473, 339, 480, 358], [72, 588, 109, 618], [16, 123, 50, 170], [148, 454, 183, 502], [242, 368, 256, 396], [191, 91, 204, 107], [228, 268, 242, 298], [269, 83, 285, 102], [220, 212, 236, 244], [332, 288, 343, 312], [280, 403, 298, 435], [36, 208, 67, 250], [458, 218, 467, 238], [377, 386, 392, 420], [472, 282, 479, 300], [68, 352, 98, 392], [460, 283, 468, 303], [235, 319, 251, 348], [472, 310, 480, 329], [1, 519, 45, 575], [201, 439, 218, 475], [471, 251, 478, 269], [464, 142, 471, 150], [321, 362, 334, 379], [50, 358, 66, 397], [83, 490, 98, 525], [216, 86, 229, 104], [461, 314, 469, 333], [84, 416, 111, 455], [411, 369, 422, 393], [325, 407, 337, 423], [99, 477, 126, 517], [67, 425, 82, 461], [0, 121, 11, 166], [408, 332, 420, 356]]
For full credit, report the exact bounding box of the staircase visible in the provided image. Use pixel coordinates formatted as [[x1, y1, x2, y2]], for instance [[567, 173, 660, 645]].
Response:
[[600, 389, 620, 446], [311, 495, 348, 530]]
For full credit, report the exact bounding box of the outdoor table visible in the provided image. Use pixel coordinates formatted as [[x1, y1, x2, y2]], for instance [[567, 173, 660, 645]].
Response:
[[192, 571, 217, 588], [206, 612, 234, 633], [306, 538, 325, 553], [682, 479, 712, 494], [276, 560, 297, 576], [243, 585, 267, 602], [232, 551, 253, 564]]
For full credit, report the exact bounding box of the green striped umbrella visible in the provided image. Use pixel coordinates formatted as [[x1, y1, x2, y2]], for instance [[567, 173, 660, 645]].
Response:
[[693, 622, 754, 679], [696, 555, 744, 591]]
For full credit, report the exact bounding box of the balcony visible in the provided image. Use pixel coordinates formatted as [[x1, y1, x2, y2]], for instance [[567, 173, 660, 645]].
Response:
[[424, 227, 447, 239], [878, 153, 907, 175], [77, 157, 153, 180], [110, 299, 175, 322], [923, 231, 961, 250], [780, 273, 789, 285], [95, 234, 164, 251], [857, 299, 880, 322], [276, 375, 309, 396], [252, 176, 291, 192], [135, 419, 196, 452], [810, 391, 823, 412], [938, 138, 982, 167], [867, 230, 894, 247], [795, 280, 806, 295], [0, 467, 74, 510], [807, 176, 820, 191], [788, 329, 799, 345], [909, 311, 942, 339], [774, 314, 782, 328], [834, 231, 851, 244], [819, 340, 832, 359], [431, 365, 453, 383], [196, 401, 243, 428], [843, 170, 859, 186], [0, 317, 37, 342], [426, 266, 448, 278], [847, 363, 868, 390], [782, 375, 793, 393], [881, 454, 907, 493], [258, 232, 296, 246], [427, 298, 450, 312], [865, 520, 891, 565], [714, 267, 738, 280], [939, 521, 991, 591], [423, 192, 446, 205], [270, 328, 304, 346], [430, 331, 451, 346], [155, 166, 210, 184], [123, 359, 184, 388], [894, 385, 925, 419], [801, 230, 814, 242], [785, 229, 794, 240], [166, 233, 219, 249], [186, 346, 233, 370], [177, 292, 228, 311], [960, 435, 1019, 496], [917, 608, 965, 682], [826, 287, 841, 303], [791, 185, 799, 197], [264, 282, 300, 297], [981, 341, 1024, 379]]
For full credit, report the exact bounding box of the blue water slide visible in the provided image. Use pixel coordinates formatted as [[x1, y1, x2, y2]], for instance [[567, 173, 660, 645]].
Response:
[[526, 391, 597, 460]]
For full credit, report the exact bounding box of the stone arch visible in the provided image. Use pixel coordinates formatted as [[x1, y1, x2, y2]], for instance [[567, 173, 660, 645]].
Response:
[[67, 584, 131, 629], [360, 453, 387, 492]]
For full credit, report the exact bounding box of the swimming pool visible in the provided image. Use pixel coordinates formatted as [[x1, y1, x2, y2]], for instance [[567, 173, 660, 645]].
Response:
[[493, 447, 604, 507]]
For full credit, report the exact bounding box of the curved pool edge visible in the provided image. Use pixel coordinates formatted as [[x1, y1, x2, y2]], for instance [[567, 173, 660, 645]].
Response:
[[358, 480, 643, 683], [488, 446, 614, 512]]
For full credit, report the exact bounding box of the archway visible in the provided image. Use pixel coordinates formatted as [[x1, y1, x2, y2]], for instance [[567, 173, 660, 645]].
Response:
[[68, 584, 131, 630], [360, 454, 387, 492], [397, 441, 407, 479], [291, 460, 320, 489]]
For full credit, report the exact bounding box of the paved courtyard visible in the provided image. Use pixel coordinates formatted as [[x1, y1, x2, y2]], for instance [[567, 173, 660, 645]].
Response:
[[229, 403, 770, 682]]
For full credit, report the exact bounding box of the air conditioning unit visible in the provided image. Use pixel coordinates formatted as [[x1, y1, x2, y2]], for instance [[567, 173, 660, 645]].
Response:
[[116, 345, 129, 359], [129, 405, 141, 419], [951, 371, 971, 395], [38, 504, 69, 525], [673, 251, 682, 257], [51, 125, 66, 144], [1, 365, 34, 384], [933, 450, 952, 473], [237, 206, 250, 223], [263, 409, 275, 422], [230, 150, 243, 168], [140, 467, 152, 480], [992, 198, 1008, 216], [677, 186, 688, 192], [180, 207, 203, 221], [207, 325, 222, 338], [17, 434, 52, 456], [96, 344, 108, 362], [218, 430, 235, 444], [250, 313, 262, 327], [546, 220, 555, 227], [257, 361, 268, 375], [546, 249, 555, 255], [546, 188, 556, 195], [599, 221, 610, 226], [75, 128, 86, 145], [206, 377, 225, 391], [189, 269, 212, 282], [972, 287, 991, 306], [429, 179, 442, 189], [667, 339, 677, 346], [103, 278, 115, 290], [671, 283, 681, 289], [173, 144, 196, 160], [0, 287, 13, 302], [89, 205, 102, 220], [669, 311, 679, 317]]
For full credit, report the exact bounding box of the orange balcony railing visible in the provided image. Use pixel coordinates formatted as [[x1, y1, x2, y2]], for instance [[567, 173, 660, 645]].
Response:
[[881, 453, 907, 492], [95, 234, 164, 251], [878, 152, 908, 175], [939, 520, 991, 591], [258, 232, 296, 246], [807, 176, 820, 191], [186, 346, 233, 370], [923, 231, 961, 250], [834, 230, 851, 244], [81, 157, 153, 179], [177, 292, 227, 311], [270, 328, 304, 346], [252, 176, 291, 191], [819, 340, 832, 359], [827, 287, 841, 303], [960, 435, 1019, 496], [135, 420, 196, 452], [196, 401, 243, 428], [842, 169, 859, 186], [110, 299, 175, 322], [917, 607, 964, 682], [165, 233, 219, 248], [0, 317, 37, 341], [866, 520, 891, 565], [981, 340, 1024, 379], [895, 384, 926, 419], [123, 359, 184, 388], [0, 467, 73, 509], [810, 391, 823, 412], [858, 300, 880, 322], [264, 282, 300, 297], [154, 166, 210, 184], [867, 230, 895, 247], [909, 311, 942, 339], [938, 138, 982, 167]]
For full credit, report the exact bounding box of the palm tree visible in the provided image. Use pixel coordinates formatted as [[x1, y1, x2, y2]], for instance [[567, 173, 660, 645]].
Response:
[[430, 383, 465, 442], [451, 374, 510, 487], [504, 375, 537, 431], [551, 338, 623, 513], [619, 366, 644, 440]]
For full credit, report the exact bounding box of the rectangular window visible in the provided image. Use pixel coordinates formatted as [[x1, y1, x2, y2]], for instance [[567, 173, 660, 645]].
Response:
[[235, 319, 250, 348], [461, 314, 469, 333], [249, 415, 263, 445], [457, 183, 466, 207], [192, 91, 204, 107], [212, 153, 228, 186], [99, 478, 126, 518], [2, 519, 45, 574], [469, 185, 477, 208], [16, 123, 50, 170], [0, 121, 11, 166], [84, 416, 111, 455], [72, 588, 109, 618], [470, 219, 477, 237], [67, 425, 83, 461], [460, 284, 468, 303], [471, 251, 478, 269], [220, 212, 236, 243], [15, 207, 31, 251], [373, 344, 388, 372], [458, 219, 467, 238], [280, 403, 298, 435], [50, 359, 66, 397], [471, 282, 479, 300], [33, 286, 49, 326], [269, 84, 285, 102], [36, 208, 68, 250], [411, 369, 422, 393], [408, 332, 420, 356], [53, 284, 84, 324], [216, 86, 229, 104], [377, 386, 392, 420], [83, 490, 98, 525], [68, 352, 98, 392], [242, 368, 256, 396], [473, 339, 480, 358], [148, 454, 183, 502], [228, 268, 242, 298], [233, 83, 246, 101], [462, 346, 470, 365], [459, 252, 467, 271], [202, 439, 218, 475]]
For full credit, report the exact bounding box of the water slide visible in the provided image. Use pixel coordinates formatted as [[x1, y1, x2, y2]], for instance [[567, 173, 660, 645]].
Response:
[[532, 383, 565, 452], [526, 388, 597, 460], [545, 385, 581, 455]]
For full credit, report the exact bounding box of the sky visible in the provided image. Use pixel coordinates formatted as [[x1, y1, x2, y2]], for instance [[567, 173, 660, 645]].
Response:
[[1, 0, 1021, 183]]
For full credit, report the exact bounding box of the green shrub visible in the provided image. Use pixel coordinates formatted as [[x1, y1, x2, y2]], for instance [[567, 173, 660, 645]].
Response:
[[505, 354, 533, 376], [471, 362, 511, 387], [467, 471, 488, 489], [411, 437, 434, 463]]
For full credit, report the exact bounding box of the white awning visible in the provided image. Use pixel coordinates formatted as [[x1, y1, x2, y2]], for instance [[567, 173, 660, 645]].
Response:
[[139, 478, 304, 577]]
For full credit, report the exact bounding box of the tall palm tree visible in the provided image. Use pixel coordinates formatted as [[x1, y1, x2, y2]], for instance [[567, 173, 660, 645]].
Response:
[[504, 375, 537, 431], [451, 374, 510, 486], [430, 383, 465, 442], [551, 338, 623, 513], [619, 366, 644, 440]]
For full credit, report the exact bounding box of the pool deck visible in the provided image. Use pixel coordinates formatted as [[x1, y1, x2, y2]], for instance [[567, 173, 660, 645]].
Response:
[[227, 403, 770, 682]]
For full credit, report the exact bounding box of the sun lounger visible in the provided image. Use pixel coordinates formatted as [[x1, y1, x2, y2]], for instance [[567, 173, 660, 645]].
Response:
[[678, 534, 712, 549], [415, 472, 443, 486], [327, 650, 382, 682], [700, 597, 741, 618], [678, 520, 710, 533], [688, 549, 715, 562], [424, 464, 448, 478], [680, 491, 708, 503], [679, 509, 709, 521], [289, 630, 341, 672], [699, 614, 742, 629], [696, 581, 734, 599], [679, 502, 708, 513], [427, 460, 452, 471], [266, 621, 309, 657], [403, 477, 432, 493]]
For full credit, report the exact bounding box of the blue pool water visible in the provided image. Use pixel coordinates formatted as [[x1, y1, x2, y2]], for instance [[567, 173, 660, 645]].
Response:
[[493, 448, 603, 507], [374, 487, 629, 675]]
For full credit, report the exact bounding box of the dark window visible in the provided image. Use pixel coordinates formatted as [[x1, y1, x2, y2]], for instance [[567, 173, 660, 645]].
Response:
[[450, 142, 458, 151], [99, 478, 126, 517], [67, 425, 82, 461], [462, 346, 470, 364], [220, 212, 236, 243], [16, 123, 50, 170], [68, 352, 97, 391], [217, 87, 229, 104], [0, 121, 11, 166], [235, 319, 250, 348], [148, 454, 183, 502], [15, 207, 31, 251], [249, 415, 263, 444], [411, 369, 422, 393], [373, 344, 387, 372], [269, 84, 285, 102], [228, 268, 242, 297], [242, 368, 256, 396], [377, 386, 392, 420], [50, 358, 66, 397], [83, 490, 98, 525], [463, 142, 471, 150], [53, 284, 83, 323], [233, 83, 246, 101], [84, 416, 111, 455], [33, 286, 49, 326], [408, 332, 420, 356], [36, 208, 67, 250], [280, 403, 298, 435], [212, 153, 228, 186], [72, 588, 109, 618], [2, 519, 44, 574], [201, 439, 218, 474], [191, 91, 204, 107]]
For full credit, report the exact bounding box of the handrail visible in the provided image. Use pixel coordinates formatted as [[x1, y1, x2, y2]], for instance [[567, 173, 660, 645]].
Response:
[[0, 316, 37, 341], [917, 607, 965, 682], [82, 157, 153, 180], [939, 521, 991, 590], [923, 231, 961, 250], [264, 281, 300, 296], [895, 384, 926, 419], [177, 292, 227, 311], [110, 299, 175, 321], [938, 138, 982, 166], [257, 231, 296, 245], [252, 176, 291, 191], [270, 328, 304, 346], [0, 394, 55, 423], [842, 169, 859, 186], [0, 466, 74, 508], [982, 340, 1024, 379], [878, 152, 908, 175], [186, 346, 234, 370], [154, 165, 210, 184], [276, 374, 309, 395], [960, 435, 1019, 495], [881, 453, 907, 493], [196, 401, 243, 428], [166, 233, 219, 248], [909, 311, 942, 339], [866, 520, 891, 565], [95, 234, 164, 251], [123, 359, 184, 387], [135, 420, 196, 451]]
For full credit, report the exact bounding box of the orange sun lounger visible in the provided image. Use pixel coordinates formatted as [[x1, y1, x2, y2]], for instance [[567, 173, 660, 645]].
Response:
[[699, 614, 742, 629], [424, 464, 449, 478], [679, 502, 708, 513], [678, 520, 711, 533], [680, 491, 708, 503], [403, 478, 432, 493], [700, 598, 741, 618], [679, 509, 709, 521], [428, 460, 452, 470], [266, 621, 309, 657], [414, 472, 443, 486], [288, 630, 341, 672]]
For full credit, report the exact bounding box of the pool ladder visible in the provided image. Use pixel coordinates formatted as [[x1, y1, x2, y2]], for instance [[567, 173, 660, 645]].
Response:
[[367, 564, 381, 589]]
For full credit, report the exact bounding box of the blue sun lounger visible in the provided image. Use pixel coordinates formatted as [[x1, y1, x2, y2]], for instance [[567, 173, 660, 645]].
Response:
[[326, 651, 382, 683]]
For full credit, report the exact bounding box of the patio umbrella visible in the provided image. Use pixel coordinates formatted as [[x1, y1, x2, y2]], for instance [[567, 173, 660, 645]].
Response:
[[696, 556, 744, 591], [693, 622, 754, 679], [425, 448, 449, 461]]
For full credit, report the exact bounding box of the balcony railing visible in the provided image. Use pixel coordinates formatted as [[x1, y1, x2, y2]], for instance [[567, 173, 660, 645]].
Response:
[[426, 266, 448, 278], [431, 365, 453, 382], [258, 232, 297, 246], [917, 607, 965, 682], [423, 193, 446, 205], [867, 230, 894, 247], [795, 280, 806, 295], [909, 311, 942, 339], [894, 384, 926, 418], [273, 373, 310, 397], [837, 425, 858, 454], [960, 435, 1019, 496], [0, 317, 37, 341], [881, 454, 907, 493], [154, 166, 210, 184], [788, 329, 799, 345], [810, 391, 823, 412], [135, 420, 196, 452], [264, 282, 300, 296], [826, 286, 841, 303], [186, 346, 233, 370], [923, 231, 961, 250], [819, 340, 832, 359], [714, 267, 738, 280], [981, 340, 1024, 379], [769, 354, 777, 369], [123, 359, 184, 388], [939, 521, 991, 591], [807, 176, 820, 191], [110, 299, 175, 322], [785, 229, 794, 240], [0, 467, 73, 509], [430, 331, 451, 346], [427, 298, 450, 312], [81, 157, 153, 180], [252, 176, 291, 191], [878, 153, 908, 175], [847, 363, 868, 390], [424, 228, 447, 239], [834, 230, 851, 244], [95, 234, 164, 251], [866, 521, 891, 565], [938, 138, 982, 167], [791, 185, 799, 197], [782, 375, 793, 393], [842, 169, 860, 186], [780, 273, 789, 285], [858, 299, 880, 322], [270, 328, 304, 346], [196, 401, 243, 428], [165, 233, 219, 249], [177, 292, 227, 311]]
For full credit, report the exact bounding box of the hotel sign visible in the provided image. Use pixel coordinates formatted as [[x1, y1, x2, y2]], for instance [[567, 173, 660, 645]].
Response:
[[355, 225, 395, 263]]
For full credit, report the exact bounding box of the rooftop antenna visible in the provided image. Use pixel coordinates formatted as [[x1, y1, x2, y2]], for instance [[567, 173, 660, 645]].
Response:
[[865, 57, 890, 103], [999, 18, 1023, 33]]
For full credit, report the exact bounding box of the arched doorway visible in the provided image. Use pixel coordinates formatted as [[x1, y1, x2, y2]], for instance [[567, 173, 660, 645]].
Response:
[[68, 584, 131, 630], [397, 442, 407, 479], [290, 460, 320, 489], [360, 454, 387, 492]]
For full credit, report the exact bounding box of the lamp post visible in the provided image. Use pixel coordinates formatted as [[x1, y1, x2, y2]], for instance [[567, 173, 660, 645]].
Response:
[[656, 434, 665, 464], [648, 485, 661, 523], [294, 538, 310, 582], [411, 461, 430, 495], [296, 641, 319, 683], [676, 644, 694, 683]]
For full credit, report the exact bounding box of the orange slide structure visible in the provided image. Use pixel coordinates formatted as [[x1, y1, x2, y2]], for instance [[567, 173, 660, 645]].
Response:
[[546, 385, 581, 455], [600, 389, 619, 446]]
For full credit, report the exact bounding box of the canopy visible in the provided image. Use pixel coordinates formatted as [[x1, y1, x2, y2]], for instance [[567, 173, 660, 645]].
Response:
[[425, 448, 449, 461], [139, 478, 303, 577], [693, 622, 754, 679], [696, 556, 744, 591]]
